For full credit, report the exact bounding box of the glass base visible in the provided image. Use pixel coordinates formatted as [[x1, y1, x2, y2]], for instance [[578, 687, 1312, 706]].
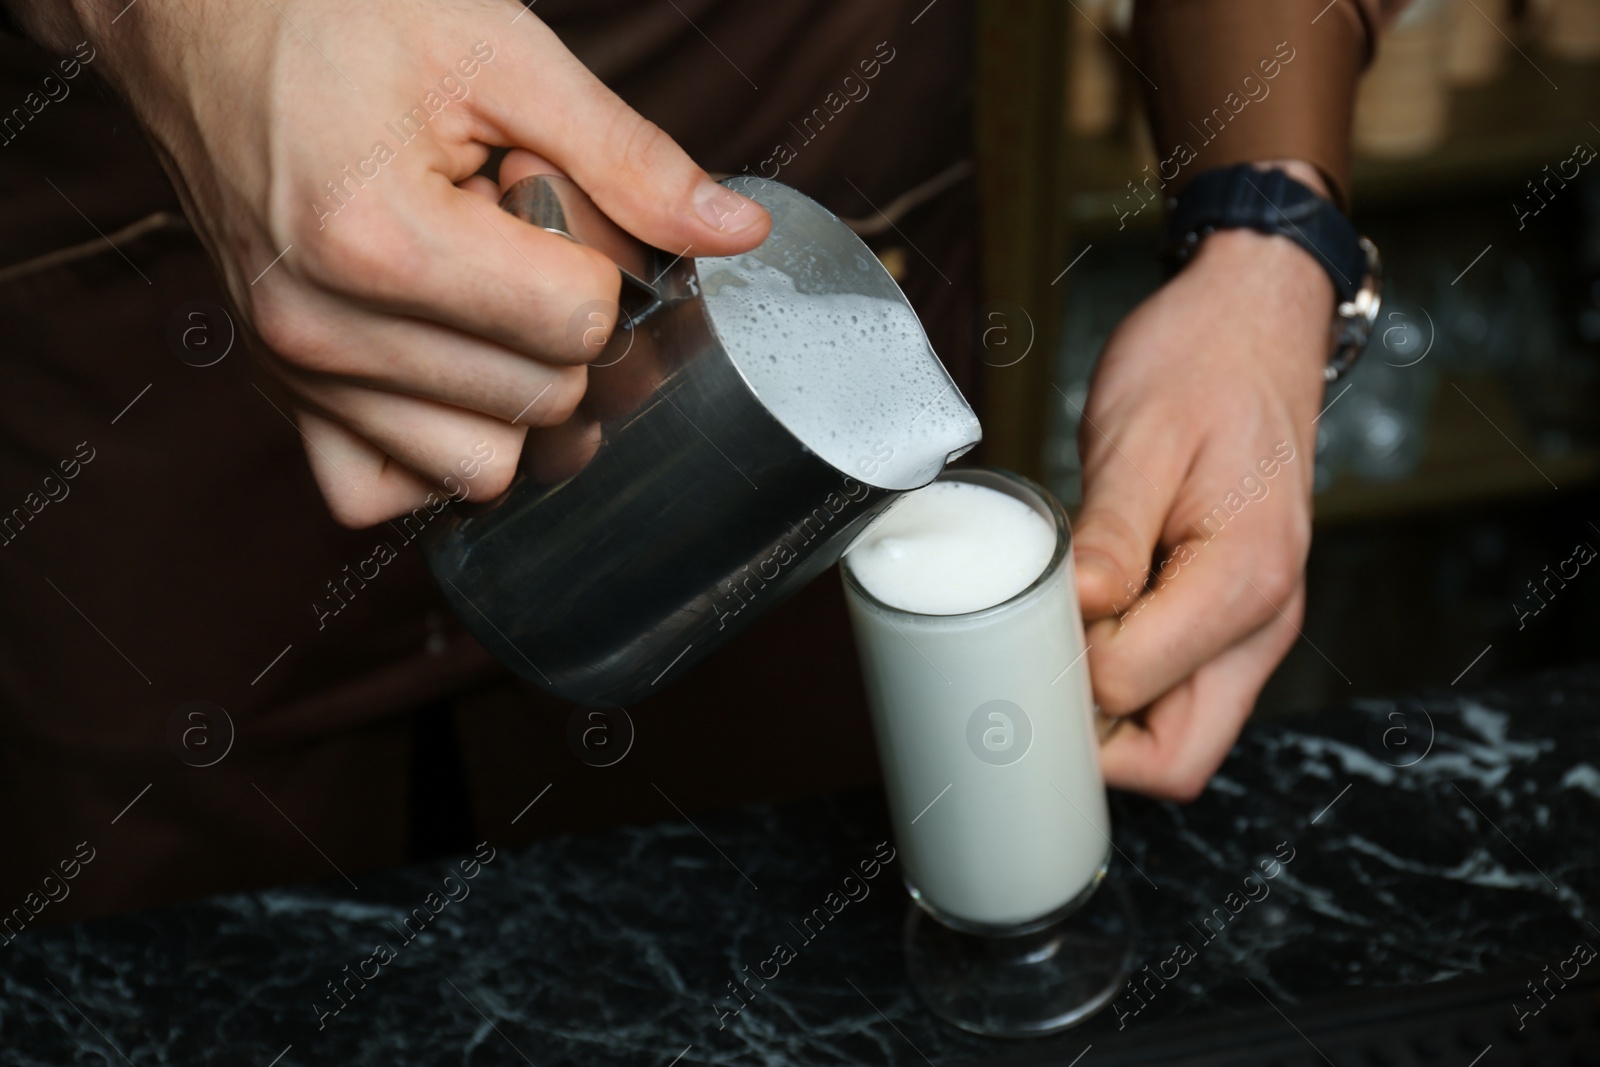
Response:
[[902, 876, 1135, 1038], [907, 845, 1110, 937]]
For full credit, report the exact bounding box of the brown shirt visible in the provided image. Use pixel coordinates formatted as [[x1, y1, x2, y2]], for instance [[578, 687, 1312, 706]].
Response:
[[0, 0, 980, 923], [1135, 0, 1410, 209]]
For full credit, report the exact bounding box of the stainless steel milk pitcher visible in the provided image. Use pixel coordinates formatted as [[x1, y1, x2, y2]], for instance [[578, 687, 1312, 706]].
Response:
[[421, 174, 980, 707]]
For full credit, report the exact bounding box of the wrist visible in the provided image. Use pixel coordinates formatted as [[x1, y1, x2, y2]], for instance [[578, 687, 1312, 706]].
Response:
[[57, 0, 182, 95], [1170, 228, 1338, 395], [1188, 226, 1336, 321], [1174, 159, 1339, 325], [1164, 159, 1382, 382], [16, 0, 233, 108], [1244, 161, 1344, 319]]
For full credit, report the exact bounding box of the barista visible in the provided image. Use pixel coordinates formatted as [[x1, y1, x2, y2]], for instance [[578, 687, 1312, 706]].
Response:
[[0, 0, 1401, 920]]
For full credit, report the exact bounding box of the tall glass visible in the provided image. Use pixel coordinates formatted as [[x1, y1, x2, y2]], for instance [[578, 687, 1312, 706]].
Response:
[[841, 467, 1133, 1036]]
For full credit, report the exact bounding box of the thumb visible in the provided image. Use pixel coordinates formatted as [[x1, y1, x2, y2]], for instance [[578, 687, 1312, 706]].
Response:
[[1072, 448, 1176, 621], [483, 28, 769, 256]]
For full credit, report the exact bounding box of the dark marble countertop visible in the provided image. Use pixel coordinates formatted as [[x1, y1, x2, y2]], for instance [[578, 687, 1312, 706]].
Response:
[[4, 666, 1599, 1066]]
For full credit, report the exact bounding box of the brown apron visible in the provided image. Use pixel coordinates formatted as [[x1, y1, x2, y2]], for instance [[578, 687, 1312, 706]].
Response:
[[0, 0, 977, 923]]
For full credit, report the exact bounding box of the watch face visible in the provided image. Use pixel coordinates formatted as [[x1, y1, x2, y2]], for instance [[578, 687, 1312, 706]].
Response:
[[1327, 238, 1384, 382]]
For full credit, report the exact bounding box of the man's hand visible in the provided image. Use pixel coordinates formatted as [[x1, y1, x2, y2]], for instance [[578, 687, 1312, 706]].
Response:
[[25, 0, 769, 526], [1075, 165, 1335, 801]]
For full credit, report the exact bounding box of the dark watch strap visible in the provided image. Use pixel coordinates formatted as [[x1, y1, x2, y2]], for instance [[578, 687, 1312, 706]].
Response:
[[1163, 164, 1366, 306]]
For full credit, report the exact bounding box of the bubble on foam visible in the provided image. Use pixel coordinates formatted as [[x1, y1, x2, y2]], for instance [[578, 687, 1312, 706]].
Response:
[[700, 254, 980, 489]]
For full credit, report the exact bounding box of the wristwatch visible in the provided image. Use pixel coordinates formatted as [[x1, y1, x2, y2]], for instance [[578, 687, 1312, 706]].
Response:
[[1163, 163, 1383, 382]]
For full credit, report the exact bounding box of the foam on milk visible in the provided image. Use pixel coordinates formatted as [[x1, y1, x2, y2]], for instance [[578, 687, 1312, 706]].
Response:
[[699, 254, 980, 490], [846, 481, 1056, 615]]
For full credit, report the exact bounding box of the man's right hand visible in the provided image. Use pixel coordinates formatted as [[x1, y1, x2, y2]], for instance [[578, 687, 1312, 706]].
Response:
[[20, 0, 769, 525]]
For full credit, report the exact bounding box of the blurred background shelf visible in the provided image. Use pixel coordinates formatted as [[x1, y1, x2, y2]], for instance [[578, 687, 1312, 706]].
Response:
[[1062, 58, 1600, 231], [1313, 374, 1600, 524], [1348, 60, 1600, 207], [974, 0, 1600, 713]]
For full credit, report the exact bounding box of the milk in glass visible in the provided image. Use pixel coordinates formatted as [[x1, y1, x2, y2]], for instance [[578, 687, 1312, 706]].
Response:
[[843, 477, 1110, 929]]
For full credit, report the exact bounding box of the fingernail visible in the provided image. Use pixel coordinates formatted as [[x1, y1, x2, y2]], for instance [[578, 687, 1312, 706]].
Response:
[[694, 181, 762, 235]]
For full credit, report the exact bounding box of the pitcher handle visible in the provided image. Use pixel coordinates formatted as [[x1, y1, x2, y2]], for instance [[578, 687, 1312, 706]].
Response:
[[496, 173, 664, 326]]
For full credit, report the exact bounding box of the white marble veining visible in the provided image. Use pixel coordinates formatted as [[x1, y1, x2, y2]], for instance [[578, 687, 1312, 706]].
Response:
[[1, 667, 1597, 1064]]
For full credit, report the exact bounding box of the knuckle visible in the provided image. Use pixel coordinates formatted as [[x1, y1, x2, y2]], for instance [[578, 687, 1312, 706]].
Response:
[[1286, 511, 1313, 564], [528, 367, 587, 426], [300, 207, 418, 296], [550, 251, 624, 364], [468, 466, 515, 503], [569, 245, 623, 303], [1249, 558, 1300, 610], [1278, 589, 1307, 632], [1093, 673, 1143, 718], [463, 446, 518, 501], [251, 294, 314, 360], [251, 298, 347, 375], [613, 111, 675, 179], [1075, 509, 1146, 579], [1158, 772, 1209, 804], [324, 491, 382, 531]]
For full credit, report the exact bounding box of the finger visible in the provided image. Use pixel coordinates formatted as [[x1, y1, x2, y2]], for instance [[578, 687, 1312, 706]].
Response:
[[499, 143, 679, 408], [284, 374, 525, 509], [492, 147, 648, 370], [1086, 456, 1310, 715], [498, 147, 565, 187], [295, 407, 438, 528], [1099, 583, 1303, 801], [285, 175, 624, 368], [474, 22, 769, 254], [1072, 412, 1186, 619], [261, 287, 585, 427], [430, 184, 627, 365], [457, 175, 500, 200]]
